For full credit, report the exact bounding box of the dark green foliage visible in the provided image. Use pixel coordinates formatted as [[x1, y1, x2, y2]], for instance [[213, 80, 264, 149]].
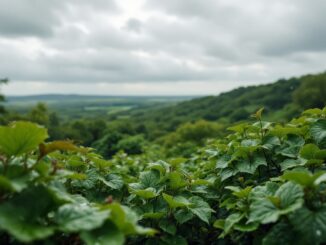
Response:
[[1, 107, 326, 244], [112, 73, 304, 140], [0, 78, 8, 117], [293, 72, 326, 109], [0, 122, 154, 244]]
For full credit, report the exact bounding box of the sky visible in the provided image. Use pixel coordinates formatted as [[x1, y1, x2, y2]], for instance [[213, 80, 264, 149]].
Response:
[[0, 0, 325, 96]]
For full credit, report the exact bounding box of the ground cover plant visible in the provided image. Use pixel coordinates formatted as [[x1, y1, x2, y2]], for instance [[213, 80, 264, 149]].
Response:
[[0, 107, 325, 244]]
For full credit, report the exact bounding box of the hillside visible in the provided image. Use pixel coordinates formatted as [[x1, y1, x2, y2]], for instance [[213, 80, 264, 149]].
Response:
[[5, 94, 195, 120], [115, 72, 325, 139]]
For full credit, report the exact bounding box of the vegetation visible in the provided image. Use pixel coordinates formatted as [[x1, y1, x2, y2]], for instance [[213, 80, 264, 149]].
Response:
[[0, 107, 325, 244], [0, 72, 326, 244], [0, 78, 8, 116]]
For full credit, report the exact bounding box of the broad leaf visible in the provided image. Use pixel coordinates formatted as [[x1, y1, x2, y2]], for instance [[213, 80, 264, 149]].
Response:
[[163, 193, 191, 208], [0, 121, 48, 157], [54, 203, 110, 232], [188, 196, 214, 224], [0, 186, 57, 242], [289, 206, 326, 244], [310, 119, 326, 148], [81, 221, 125, 245]]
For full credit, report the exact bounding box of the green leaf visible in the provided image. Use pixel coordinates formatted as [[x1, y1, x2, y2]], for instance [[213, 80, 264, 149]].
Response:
[[289, 206, 326, 244], [249, 182, 304, 224], [142, 212, 165, 219], [271, 126, 303, 137], [280, 158, 306, 171], [81, 221, 125, 245], [236, 155, 267, 174], [39, 140, 78, 158], [302, 108, 322, 115], [234, 222, 259, 232], [262, 136, 281, 150], [105, 203, 156, 236], [219, 168, 237, 181], [139, 170, 160, 188], [0, 171, 35, 192], [249, 197, 280, 224], [310, 119, 326, 148], [174, 209, 194, 224], [282, 170, 324, 187], [226, 186, 252, 199], [276, 181, 304, 212], [216, 155, 231, 169], [168, 171, 187, 189], [224, 213, 243, 234], [252, 107, 264, 120], [100, 174, 124, 190], [130, 187, 159, 199], [147, 160, 170, 174], [188, 196, 213, 224], [161, 235, 188, 245], [163, 193, 191, 209], [0, 186, 57, 242], [300, 144, 326, 160], [262, 221, 296, 245], [159, 219, 177, 235], [0, 121, 48, 157], [54, 203, 110, 232], [213, 219, 225, 229]]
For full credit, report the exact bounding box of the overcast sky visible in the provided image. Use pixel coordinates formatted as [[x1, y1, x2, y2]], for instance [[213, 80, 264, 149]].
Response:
[[0, 0, 325, 95]]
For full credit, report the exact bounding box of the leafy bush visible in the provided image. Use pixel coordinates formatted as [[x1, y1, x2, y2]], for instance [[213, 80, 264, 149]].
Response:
[[0, 107, 326, 244], [0, 122, 154, 244]]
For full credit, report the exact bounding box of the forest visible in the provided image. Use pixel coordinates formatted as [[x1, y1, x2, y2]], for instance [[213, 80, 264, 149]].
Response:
[[0, 72, 325, 244]]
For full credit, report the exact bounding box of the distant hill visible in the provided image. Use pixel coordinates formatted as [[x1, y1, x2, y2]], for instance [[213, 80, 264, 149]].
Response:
[[117, 72, 325, 139], [6, 94, 196, 105], [5, 94, 197, 119]]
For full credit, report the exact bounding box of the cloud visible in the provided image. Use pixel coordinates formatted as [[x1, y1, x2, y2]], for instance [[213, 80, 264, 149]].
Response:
[[0, 0, 325, 95]]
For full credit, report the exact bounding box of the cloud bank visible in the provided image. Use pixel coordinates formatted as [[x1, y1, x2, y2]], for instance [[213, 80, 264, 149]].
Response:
[[0, 0, 325, 95]]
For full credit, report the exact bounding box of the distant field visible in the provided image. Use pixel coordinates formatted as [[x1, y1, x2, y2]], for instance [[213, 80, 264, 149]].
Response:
[[5, 94, 196, 120]]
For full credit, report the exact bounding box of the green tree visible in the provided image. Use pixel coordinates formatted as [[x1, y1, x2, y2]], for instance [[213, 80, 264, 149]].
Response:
[[116, 135, 144, 155], [293, 73, 326, 108], [28, 102, 50, 126], [0, 78, 8, 115]]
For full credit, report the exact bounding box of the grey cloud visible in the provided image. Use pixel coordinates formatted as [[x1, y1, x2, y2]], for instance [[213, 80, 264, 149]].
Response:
[[0, 0, 118, 37], [125, 18, 142, 33], [146, 0, 326, 56], [0, 0, 326, 95]]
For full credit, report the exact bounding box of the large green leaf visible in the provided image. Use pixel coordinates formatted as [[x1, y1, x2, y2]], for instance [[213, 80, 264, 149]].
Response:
[[188, 196, 214, 224], [249, 182, 304, 224], [0, 185, 57, 242], [282, 170, 324, 187], [262, 221, 297, 245], [161, 235, 188, 245], [99, 174, 124, 190], [54, 203, 110, 232], [174, 209, 194, 224], [289, 206, 326, 244], [139, 170, 160, 188], [0, 121, 48, 157], [310, 119, 326, 148], [223, 213, 244, 234], [159, 219, 177, 235], [163, 193, 191, 209], [0, 163, 38, 193], [236, 155, 267, 174], [105, 203, 156, 236], [168, 171, 187, 189], [300, 144, 326, 160], [81, 221, 125, 245], [130, 187, 159, 199]]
